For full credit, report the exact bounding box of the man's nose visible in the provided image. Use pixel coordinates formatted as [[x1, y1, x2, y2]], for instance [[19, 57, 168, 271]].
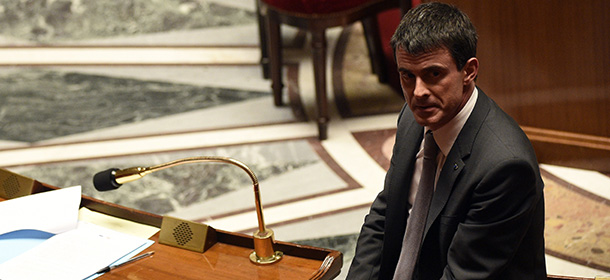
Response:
[[413, 78, 429, 98]]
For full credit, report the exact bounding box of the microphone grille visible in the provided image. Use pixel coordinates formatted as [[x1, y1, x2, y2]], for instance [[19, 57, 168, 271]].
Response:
[[93, 168, 122, 191]]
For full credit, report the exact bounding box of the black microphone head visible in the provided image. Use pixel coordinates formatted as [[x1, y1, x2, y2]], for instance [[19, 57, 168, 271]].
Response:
[[93, 168, 122, 191]]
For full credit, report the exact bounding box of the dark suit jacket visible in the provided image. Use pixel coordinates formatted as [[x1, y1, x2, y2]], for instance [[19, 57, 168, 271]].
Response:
[[347, 88, 546, 280]]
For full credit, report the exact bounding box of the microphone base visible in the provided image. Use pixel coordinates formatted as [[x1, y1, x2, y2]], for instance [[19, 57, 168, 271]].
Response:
[[250, 229, 283, 265], [249, 251, 283, 265]]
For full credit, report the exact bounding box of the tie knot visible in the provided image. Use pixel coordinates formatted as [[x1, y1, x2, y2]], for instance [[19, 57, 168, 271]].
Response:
[[424, 130, 439, 160]]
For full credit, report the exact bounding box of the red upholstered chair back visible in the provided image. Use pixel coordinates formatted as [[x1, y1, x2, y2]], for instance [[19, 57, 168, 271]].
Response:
[[261, 0, 375, 14]]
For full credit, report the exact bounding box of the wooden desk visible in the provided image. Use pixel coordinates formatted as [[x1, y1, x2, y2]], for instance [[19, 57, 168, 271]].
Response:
[[101, 232, 339, 280], [1, 181, 343, 279]]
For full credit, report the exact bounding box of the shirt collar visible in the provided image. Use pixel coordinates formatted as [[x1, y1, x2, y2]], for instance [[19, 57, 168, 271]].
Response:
[[427, 87, 478, 157]]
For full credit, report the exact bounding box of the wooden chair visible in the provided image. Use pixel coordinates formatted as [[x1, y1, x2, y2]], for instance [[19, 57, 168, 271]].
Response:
[[257, 0, 410, 140]]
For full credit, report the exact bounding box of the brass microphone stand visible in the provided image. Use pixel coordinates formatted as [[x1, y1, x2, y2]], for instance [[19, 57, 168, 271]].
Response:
[[109, 156, 283, 264]]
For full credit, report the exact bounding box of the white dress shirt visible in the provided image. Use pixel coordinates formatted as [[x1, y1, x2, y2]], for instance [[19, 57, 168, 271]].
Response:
[[407, 87, 479, 207]]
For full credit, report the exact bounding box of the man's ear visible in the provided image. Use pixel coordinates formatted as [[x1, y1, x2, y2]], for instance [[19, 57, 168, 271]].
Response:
[[463, 57, 479, 84]]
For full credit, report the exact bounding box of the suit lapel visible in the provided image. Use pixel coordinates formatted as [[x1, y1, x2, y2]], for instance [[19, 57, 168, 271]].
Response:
[[424, 88, 492, 233], [388, 116, 424, 222], [380, 106, 425, 279], [383, 105, 424, 253]]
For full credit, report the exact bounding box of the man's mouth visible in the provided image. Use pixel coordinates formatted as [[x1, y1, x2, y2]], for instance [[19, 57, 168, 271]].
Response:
[[415, 104, 436, 112]]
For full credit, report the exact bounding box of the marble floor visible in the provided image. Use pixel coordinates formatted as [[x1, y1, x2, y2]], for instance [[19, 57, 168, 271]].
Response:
[[0, 1, 608, 279]]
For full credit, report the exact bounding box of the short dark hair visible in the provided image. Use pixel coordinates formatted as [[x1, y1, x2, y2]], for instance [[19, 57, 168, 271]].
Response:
[[390, 2, 478, 70]]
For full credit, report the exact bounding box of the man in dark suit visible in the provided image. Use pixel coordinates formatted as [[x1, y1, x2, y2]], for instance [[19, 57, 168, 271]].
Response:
[[347, 2, 546, 279]]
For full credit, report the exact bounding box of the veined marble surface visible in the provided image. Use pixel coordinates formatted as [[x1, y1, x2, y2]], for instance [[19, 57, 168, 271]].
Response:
[[0, 68, 270, 142], [10, 140, 335, 215]]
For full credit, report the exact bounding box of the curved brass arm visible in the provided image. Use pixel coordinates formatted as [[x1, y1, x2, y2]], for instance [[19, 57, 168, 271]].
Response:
[[108, 156, 282, 264]]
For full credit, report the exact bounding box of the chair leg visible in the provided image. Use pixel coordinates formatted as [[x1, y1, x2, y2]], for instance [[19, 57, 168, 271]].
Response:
[[256, 1, 270, 79], [362, 16, 388, 84], [311, 30, 328, 140], [265, 13, 283, 106]]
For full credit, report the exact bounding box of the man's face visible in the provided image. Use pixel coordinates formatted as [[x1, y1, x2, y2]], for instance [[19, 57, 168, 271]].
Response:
[[396, 47, 476, 130]]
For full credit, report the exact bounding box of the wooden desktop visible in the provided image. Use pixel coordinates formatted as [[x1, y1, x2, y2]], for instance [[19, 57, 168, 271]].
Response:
[[0, 178, 343, 280]]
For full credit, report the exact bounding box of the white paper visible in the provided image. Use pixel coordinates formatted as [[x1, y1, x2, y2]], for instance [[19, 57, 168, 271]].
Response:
[[0, 221, 152, 280], [0, 186, 81, 235], [78, 207, 160, 239]]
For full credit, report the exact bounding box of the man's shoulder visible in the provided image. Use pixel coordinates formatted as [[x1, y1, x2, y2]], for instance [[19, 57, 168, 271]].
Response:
[[466, 90, 537, 161]]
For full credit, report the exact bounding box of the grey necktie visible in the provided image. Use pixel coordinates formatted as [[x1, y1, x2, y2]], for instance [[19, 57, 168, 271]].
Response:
[[393, 130, 439, 280]]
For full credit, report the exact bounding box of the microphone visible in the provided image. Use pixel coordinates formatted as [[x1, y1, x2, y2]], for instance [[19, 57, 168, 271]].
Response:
[[92, 156, 283, 265], [93, 168, 121, 191], [93, 167, 151, 191]]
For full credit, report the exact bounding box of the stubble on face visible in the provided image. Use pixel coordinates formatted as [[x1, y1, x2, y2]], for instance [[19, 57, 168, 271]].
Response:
[[396, 47, 472, 130]]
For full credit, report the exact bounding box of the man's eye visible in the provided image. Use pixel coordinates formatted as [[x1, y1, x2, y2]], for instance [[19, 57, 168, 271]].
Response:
[[402, 72, 415, 79], [432, 71, 440, 77]]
